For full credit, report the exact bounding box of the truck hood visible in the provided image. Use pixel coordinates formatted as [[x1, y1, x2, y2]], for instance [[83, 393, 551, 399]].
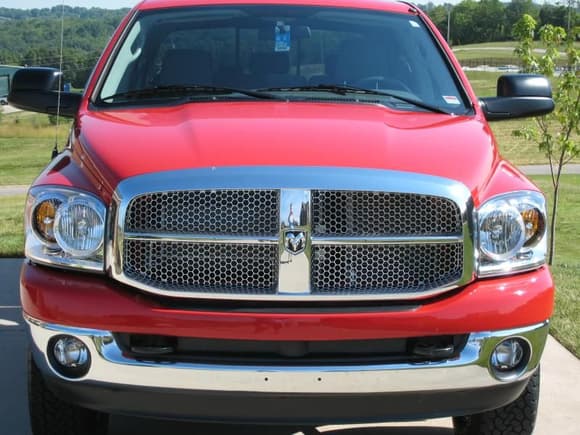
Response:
[[77, 101, 498, 195]]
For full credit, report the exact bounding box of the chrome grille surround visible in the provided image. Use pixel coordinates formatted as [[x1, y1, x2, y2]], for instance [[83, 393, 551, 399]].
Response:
[[108, 166, 475, 301]]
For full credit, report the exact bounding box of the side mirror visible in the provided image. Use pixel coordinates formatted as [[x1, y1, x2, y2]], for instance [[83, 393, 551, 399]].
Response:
[[8, 67, 82, 117], [479, 74, 555, 121]]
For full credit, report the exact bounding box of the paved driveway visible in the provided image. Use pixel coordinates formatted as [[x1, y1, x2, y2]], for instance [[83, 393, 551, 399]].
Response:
[[0, 104, 21, 115], [1, 258, 578, 435]]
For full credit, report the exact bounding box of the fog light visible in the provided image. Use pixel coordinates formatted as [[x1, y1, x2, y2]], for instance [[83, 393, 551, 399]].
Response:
[[54, 336, 89, 367], [490, 338, 529, 380], [48, 335, 91, 378]]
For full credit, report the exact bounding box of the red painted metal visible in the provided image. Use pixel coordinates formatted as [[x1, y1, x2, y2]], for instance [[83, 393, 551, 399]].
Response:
[[26, 0, 553, 345], [136, 0, 411, 14], [21, 263, 554, 341], [34, 102, 538, 208], [31, 0, 539, 208], [34, 110, 538, 209]]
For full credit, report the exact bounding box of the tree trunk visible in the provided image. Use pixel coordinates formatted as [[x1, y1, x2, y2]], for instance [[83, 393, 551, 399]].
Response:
[[548, 183, 559, 266]]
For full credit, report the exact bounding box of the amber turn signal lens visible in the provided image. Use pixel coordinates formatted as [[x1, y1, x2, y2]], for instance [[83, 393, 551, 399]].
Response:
[[521, 208, 545, 246], [33, 199, 62, 243]]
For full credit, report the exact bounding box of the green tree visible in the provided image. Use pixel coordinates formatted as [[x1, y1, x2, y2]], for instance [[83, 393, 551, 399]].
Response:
[[450, 0, 479, 45], [428, 5, 450, 41], [505, 0, 539, 39], [0, 7, 127, 87], [539, 4, 571, 30], [476, 0, 506, 42], [512, 14, 580, 264]]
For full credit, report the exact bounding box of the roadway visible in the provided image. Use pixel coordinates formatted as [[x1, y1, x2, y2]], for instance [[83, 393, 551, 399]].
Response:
[[1, 103, 21, 115], [1, 258, 579, 434]]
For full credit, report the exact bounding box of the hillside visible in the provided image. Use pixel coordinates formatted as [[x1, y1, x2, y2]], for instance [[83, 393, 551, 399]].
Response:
[[0, 2, 576, 87], [0, 6, 128, 87]]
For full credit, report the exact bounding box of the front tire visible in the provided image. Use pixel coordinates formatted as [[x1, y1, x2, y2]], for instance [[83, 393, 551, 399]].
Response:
[[453, 368, 540, 435], [28, 353, 109, 435]]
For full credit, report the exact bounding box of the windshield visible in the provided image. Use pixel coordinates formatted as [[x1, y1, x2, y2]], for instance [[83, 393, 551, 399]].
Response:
[[96, 5, 470, 114]]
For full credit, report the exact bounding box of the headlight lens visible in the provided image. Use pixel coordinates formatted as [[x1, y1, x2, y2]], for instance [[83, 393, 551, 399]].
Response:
[[32, 196, 63, 245], [26, 187, 106, 272], [54, 198, 105, 258], [479, 203, 526, 261], [477, 191, 547, 277]]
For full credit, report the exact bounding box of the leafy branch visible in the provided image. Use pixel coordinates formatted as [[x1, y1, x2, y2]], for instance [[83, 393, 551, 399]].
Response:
[[512, 15, 579, 265]]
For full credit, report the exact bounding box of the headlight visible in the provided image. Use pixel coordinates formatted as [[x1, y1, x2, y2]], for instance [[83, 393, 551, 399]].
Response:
[[25, 187, 106, 272], [54, 198, 105, 258], [477, 191, 547, 277], [31, 195, 64, 246]]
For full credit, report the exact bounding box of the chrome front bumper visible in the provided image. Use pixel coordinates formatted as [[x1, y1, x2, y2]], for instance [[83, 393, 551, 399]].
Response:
[[26, 315, 548, 395]]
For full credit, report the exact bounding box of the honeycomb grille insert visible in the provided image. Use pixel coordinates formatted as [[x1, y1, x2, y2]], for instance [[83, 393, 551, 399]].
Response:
[[311, 191, 461, 236], [312, 244, 463, 294], [125, 190, 279, 236], [124, 240, 278, 294], [118, 186, 467, 299]]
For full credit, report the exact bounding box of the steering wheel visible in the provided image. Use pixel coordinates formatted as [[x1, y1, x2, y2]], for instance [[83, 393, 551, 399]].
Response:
[[354, 76, 412, 94]]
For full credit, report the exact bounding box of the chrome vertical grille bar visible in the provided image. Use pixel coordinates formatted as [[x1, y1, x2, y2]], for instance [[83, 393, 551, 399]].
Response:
[[278, 189, 311, 295]]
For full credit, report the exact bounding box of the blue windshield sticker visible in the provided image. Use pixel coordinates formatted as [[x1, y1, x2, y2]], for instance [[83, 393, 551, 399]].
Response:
[[275, 22, 291, 52]]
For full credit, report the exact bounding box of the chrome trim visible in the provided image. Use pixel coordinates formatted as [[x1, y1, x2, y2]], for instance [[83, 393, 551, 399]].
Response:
[[25, 186, 106, 273], [26, 315, 548, 393], [478, 258, 546, 278], [26, 239, 105, 274], [124, 232, 279, 245], [107, 166, 475, 301], [475, 190, 547, 278], [489, 335, 533, 382], [278, 189, 312, 295], [312, 235, 463, 245]]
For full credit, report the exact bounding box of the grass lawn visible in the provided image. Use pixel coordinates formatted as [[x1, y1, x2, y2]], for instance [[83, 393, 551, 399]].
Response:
[[0, 138, 56, 185], [454, 41, 580, 50], [464, 71, 579, 166], [530, 175, 580, 357], [453, 40, 579, 63], [0, 195, 25, 257], [0, 112, 69, 185], [0, 72, 573, 184], [455, 51, 520, 62]]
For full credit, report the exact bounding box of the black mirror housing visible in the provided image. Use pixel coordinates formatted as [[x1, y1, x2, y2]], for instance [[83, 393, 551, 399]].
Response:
[[8, 67, 82, 117], [480, 74, 554, 121], [496, 74, 552, 98]]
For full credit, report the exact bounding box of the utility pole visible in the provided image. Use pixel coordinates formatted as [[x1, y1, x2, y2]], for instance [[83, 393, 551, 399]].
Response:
[[566, 0, 576, 34], [447, 4, 452, 45]]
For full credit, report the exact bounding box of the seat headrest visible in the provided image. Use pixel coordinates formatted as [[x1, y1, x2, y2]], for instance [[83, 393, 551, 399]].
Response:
[[159, 49, 213, 86], [250, 52, 290, 75], [334, 39, 387, 84]]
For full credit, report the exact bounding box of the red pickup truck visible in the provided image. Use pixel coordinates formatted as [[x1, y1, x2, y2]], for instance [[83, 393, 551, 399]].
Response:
[[10, 1, 555, 434]]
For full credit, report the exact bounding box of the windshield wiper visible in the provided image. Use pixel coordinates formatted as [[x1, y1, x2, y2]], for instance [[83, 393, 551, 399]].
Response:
[[257, 84, 452, 114], [100, 84, 282, 102]]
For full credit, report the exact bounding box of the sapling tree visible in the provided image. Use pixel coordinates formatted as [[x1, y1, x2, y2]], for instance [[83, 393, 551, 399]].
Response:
[[512, 14, 579, 265]]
